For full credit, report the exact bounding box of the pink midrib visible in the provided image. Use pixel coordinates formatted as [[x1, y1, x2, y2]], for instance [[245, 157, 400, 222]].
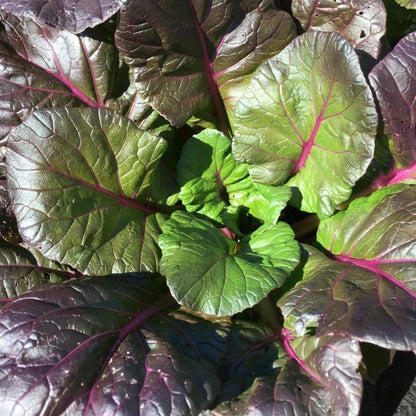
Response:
[[372, 160, 416, 189], [187, 0, 230, 136], [292, 83, 334, 174], [334, 254, 416, 299]]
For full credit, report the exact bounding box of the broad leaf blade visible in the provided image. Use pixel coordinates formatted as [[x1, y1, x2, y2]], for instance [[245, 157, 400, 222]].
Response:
[[0, 276, 226, 415], [292, 0, 387, 58], [281, 185, 416, 350], [0, 0, 120, 33], [213, 335, 362, 416], [233, 31, 378, 218], [115, 0, 296, 128], [369, 32, 416, 186], [0, 12, 120, 142], [7, 108, 167, 275], [159, 211, 299, 316]]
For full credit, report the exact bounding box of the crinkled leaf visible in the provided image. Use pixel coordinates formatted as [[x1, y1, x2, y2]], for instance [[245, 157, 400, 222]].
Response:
[[0, 276, 229, 414], [115, 0, 296, 128], [369, 32, 416, 186], [291, 0, 386, 58], [213, 335, 362, 416], [0, 12, 120, 143], [216, 321, 277, 403], [0, 0, 120, 33], [159, 211, 299, 316], [280, 185, 416, 350], [178, 128, 291, 224], [0, 239, 71, 298], [395, 0, 416, 9], [7, 107, 167, 275], [233, 31, 378, 218]]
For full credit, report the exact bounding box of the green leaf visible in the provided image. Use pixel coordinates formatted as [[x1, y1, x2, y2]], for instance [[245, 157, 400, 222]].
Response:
[[395, 0, 416, 9], [7, 108, 167, 275], [159, 211, 299, 316], [233, 31, 378, 218], [178, 128, 291, 225]]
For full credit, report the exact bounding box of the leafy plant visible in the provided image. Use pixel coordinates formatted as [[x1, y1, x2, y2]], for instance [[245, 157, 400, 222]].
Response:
[[0, 0, 415, 414]]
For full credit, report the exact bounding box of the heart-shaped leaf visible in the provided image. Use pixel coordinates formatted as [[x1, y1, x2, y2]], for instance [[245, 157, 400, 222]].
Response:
[[7, 107, 167, 275], [159, 211, 299, 316], [233, 31, 378, 218]]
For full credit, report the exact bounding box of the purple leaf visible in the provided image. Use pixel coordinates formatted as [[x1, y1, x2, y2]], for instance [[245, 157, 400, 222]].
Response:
[[292, 0, 387, 58], [280, 185, 416, 350], [115, 0, 296, 130], [213, 334, 362, 415], [6, 108, 167, 275], [0, 0, 120, 33], [369, 32, 416, 186], [0, 276, 227, 414], [0, 12, 119, 143]]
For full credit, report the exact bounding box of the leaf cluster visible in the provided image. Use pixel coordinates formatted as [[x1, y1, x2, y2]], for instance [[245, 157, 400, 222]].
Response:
[[0, 0, 415, 414]]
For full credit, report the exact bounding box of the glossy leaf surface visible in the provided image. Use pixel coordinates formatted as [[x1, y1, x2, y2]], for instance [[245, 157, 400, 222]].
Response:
[[212, 335, 362, 416], [0, 12, 118, 142], [0, 0, 120, 33], [280, 185, 416, 350], [178, 128, 291, 224], [159, 211, 299, 316], [0, 276, 227, 415], [233, 31, 378, 218], [7, 108, 167, 275], [115, 0, 296, 128]]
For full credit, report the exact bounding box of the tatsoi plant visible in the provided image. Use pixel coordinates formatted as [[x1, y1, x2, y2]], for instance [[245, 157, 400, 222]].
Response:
[[0, 0, 414, 415]]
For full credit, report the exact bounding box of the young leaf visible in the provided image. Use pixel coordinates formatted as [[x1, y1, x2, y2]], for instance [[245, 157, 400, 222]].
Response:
[[291, 0, 387, 58], [0, 0, 120, 33], [280, 185, 416, 350], [178, 128, 291, 225], [0, 276, 228, 415], [233, 31, 378, 218], [369, 32, 416, 187], [6, 107, 167, 275], [115, 0, 296, 130], [0, 12, 120, 142], [159, 211, 299, 316]]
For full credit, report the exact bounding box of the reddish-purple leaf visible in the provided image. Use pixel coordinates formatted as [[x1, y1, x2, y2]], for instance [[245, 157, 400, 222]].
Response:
[[369, 32, 416, 186], [0, 0, 120, 33], [115, 0, 296, 130], [292, 0, 387, 58]]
